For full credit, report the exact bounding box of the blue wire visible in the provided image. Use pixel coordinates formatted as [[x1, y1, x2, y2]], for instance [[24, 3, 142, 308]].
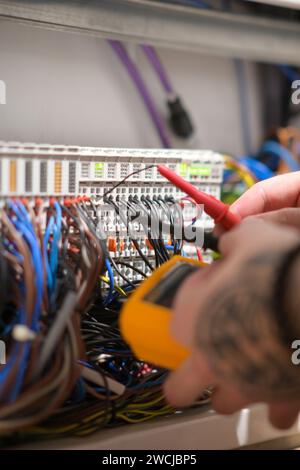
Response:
[[7, 200, 26, 224], [4, 202, 44, 401], [3, 240, 23, 262], [165, 244, 188, 257], [223, 168, 234, 183], [13, 221, 43, 330], [104, 258, 114, 306], [165, 244, 174, 250], [49, 223, 58, 276], [240, 157, 274, 181], [71, 378, 86, 403], [0, 291, 29, 401], [44, 215, 55, 293], [8, 202, 43, 330], [49, 202, 62, 296], [260, 140, 300, 172], [278, 65, 300, 83]]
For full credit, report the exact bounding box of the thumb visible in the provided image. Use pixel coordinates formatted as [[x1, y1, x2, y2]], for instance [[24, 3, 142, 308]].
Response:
[[251, 208, 300, 230]]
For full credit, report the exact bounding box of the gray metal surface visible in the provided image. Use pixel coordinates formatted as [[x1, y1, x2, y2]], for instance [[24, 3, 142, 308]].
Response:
[[0, 0, 300, 64], [10, 405, 300, 450]]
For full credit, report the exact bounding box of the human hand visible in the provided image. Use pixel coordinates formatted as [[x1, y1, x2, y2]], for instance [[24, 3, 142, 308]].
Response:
[[231, 171, 300, 229], [164, 218, 300, 429]]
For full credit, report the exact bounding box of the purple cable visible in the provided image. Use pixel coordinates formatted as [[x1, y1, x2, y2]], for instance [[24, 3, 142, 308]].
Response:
[[108, 40, 171, 149], [141, 45, 174, 95]]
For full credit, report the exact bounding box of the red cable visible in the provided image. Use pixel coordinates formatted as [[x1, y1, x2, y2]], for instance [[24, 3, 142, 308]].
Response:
[[196, 247, 203, 262], [158, 165, 241, 230]]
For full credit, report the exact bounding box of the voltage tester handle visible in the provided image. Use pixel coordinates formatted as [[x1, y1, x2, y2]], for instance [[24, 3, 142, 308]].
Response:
[[120, 256, 205, 370]]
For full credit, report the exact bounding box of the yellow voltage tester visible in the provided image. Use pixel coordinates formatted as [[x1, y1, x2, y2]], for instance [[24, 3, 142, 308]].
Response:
[[120, 256, 207, 370]]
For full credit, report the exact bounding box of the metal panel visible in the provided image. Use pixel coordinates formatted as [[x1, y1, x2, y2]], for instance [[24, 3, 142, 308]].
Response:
[[0, 0, 300, 64], [10, 405, 300, 450]]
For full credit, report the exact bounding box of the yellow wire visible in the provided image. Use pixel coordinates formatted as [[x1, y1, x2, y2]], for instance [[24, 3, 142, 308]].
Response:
[[224, 155, 256, 188], [100, 275, 128, 298], [118, 405, 173, 417], [82, 409, 106, 423], [117, 414, 157, 424], [75, 426, 101, 436], [127, 395, 165, 410], [117, 407, 173, 423]]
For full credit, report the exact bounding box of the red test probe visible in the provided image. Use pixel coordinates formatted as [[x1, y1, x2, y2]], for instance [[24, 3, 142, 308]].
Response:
[[157, 165, 241, 230]]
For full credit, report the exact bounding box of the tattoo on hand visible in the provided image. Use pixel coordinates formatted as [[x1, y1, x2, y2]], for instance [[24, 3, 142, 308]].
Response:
[[195, 251, 300, 400]]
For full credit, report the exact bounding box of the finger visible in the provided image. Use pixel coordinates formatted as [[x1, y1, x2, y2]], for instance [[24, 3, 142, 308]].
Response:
[[164, 352, 215, 408], [268, 402, 300, 430], [211, 386, 252, 415], [231, 172, 300, 219], [253, 208, 300, 230]]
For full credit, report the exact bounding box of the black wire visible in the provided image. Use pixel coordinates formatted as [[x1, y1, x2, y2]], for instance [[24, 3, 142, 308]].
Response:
[[109, 256, 136, 288], [99, 165, 156, 201], [115, 260, 148, 279], [144, 197, 170, 263], [139, 197, 165, 266], [110, 198, 154, 272], [123, 197, 158, 269], [157, 196, 182, 253]]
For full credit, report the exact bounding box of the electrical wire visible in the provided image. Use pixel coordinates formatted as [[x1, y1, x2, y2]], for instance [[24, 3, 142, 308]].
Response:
[[260, 140, 300, 172], [101, 165, 156, 201], [141, 45, 174, 95], [108, 40, 171, 148], [224, 154, 257, 188], [0, 187, 211, 446], [103, 259, 114, 306]]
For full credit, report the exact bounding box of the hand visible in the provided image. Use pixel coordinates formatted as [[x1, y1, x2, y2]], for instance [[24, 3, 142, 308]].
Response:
[[231, 171, 300, 228], [164, 218, 300, 429]]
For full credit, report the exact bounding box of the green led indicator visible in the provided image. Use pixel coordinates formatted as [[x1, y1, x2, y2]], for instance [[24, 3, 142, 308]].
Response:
[[95, 163, 104, 170], [179, 163, 188, 177], [189, 165, 211, 177]]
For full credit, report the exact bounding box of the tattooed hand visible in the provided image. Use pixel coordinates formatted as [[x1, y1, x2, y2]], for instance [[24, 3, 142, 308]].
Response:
[[164, 218, 300, 429]]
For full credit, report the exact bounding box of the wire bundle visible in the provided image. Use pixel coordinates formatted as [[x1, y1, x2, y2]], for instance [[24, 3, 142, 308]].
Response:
[[104, 193, 185, 271], [0, 198, 102, 435], [0, 195, 209, 446]]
